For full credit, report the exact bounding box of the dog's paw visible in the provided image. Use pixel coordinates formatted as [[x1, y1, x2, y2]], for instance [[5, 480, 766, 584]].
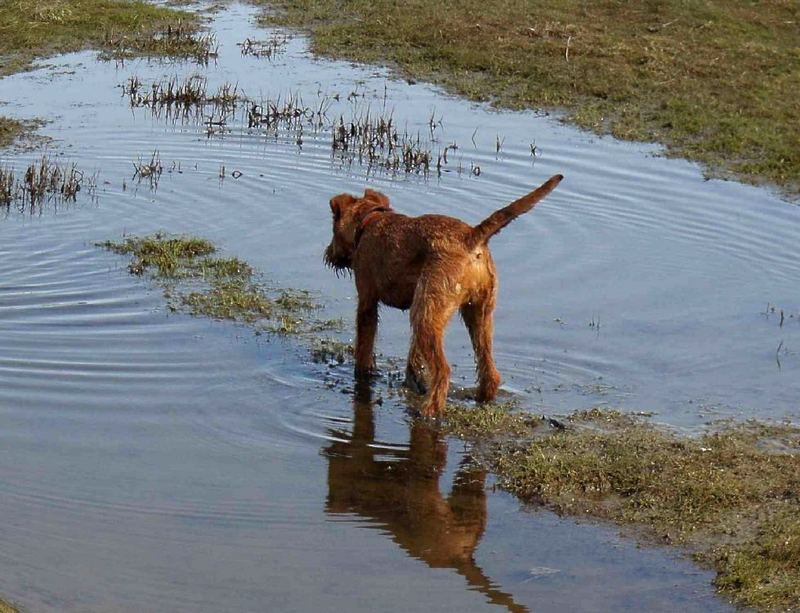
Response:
[[404, 365, 427, 395], [354, 365, 380, 380]]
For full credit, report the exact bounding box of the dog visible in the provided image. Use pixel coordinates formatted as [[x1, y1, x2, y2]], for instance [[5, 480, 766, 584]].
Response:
[[324, 174, 563, 416]]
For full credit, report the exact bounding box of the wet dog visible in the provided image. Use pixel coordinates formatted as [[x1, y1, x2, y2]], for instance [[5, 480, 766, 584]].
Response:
[[324, 174, 563, 416]]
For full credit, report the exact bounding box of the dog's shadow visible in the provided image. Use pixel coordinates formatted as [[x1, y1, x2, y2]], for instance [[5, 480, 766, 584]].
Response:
[[323, 382, 529, 613]]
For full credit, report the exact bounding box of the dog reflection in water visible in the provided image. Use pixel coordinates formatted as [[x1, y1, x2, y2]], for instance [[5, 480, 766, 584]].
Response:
[[323, 384, 528, 613]]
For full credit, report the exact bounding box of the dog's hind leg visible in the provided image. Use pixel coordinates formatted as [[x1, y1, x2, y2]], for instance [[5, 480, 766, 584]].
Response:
[[460, 294, 501, 402], [408, 268, 459, 416]]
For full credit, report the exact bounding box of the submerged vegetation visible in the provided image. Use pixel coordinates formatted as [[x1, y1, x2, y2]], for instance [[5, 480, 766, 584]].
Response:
[[102, 21, 217, 64], [0, 155, 95, 210], [99, 233, 342, 336], [238, 33, 289, 60], [123, 75, 451, 178], [441, 403, 800, 610], [257, 0, 800, 195]]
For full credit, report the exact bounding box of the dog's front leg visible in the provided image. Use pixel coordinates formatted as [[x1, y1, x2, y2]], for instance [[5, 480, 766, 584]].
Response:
[[354, 297, 379, 378]]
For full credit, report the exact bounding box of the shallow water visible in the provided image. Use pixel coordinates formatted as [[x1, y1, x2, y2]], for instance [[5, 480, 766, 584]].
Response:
[[0, 2, 797, 611]]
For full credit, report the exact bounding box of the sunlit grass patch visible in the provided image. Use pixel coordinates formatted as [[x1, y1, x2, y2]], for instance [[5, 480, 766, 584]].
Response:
[[100, 234, 216, 276], [443, 399, 540, 438]]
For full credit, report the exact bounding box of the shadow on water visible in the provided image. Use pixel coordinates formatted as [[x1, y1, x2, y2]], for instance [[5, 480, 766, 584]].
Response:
[[325, 382, 528, 613]]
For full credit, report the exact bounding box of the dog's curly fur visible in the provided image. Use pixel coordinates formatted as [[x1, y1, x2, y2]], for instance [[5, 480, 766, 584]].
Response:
[[325, 175, 563, 416]]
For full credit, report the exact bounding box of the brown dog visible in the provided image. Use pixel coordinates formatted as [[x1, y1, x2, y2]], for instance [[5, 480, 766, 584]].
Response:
[[324, 174, 563, 416]]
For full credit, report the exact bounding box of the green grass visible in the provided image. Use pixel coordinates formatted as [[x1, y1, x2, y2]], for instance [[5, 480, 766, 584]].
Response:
[[0, 0, 204, 148], [441, 404, 800, 610], [99, 233, 339, 336], [0, 0, 201, 75], [256, 0, 799, 196]]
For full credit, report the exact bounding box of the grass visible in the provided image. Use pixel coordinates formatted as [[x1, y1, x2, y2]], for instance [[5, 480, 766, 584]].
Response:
[[1, 155, 94, 209], [0, 117, 25, 148], [441, 403, 800, 610], [256, 0, 800, 196], [0, 0, 204, 149], [0, 599, 17, 613], [99, 233, 341, 336], [0, 0, 202, 75]]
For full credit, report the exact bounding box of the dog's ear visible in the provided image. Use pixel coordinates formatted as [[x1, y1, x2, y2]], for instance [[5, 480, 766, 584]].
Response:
[[330, 194, 355, 219], [363, 189, 390, 208]]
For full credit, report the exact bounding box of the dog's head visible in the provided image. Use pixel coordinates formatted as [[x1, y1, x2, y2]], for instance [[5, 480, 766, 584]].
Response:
[[324, 188, 391, 273]]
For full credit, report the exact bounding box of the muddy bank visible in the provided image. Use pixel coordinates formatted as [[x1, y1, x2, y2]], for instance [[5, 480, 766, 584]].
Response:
[[444, 404, 800, 610]]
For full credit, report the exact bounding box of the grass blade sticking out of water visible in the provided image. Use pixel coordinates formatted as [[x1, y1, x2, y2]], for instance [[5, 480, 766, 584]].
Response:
[[98, 233, 343, 337], [0, 155, 96, 212], [122, 75, 242, 125], [238, 34, 290, 60], [102, 22, 218, 65], [440, 403, 800, 610]]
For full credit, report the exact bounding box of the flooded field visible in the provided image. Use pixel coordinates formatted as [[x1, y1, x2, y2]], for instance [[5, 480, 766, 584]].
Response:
[[0, 3, 798, 611]]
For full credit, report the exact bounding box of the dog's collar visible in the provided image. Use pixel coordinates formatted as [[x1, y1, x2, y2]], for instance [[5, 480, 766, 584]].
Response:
[[355, 207, 391, 244]]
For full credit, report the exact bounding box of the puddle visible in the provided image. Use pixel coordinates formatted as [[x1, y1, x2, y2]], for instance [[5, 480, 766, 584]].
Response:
[[0, 2, 797, 611]]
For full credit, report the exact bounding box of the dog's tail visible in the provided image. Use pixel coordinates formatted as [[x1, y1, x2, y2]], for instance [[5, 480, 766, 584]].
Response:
[[468, 174, 563, 248]]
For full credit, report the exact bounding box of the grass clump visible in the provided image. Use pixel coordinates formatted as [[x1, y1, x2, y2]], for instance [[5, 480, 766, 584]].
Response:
[[443, 399, 540, 439], [99, 233, 338, 337], [257, 0, 800, 196], [102, 21, 217, 63], [714, 509, 800, 610], [0, 598, 18, 613], [0, 0, 201, 75], [100, 234, 216, 276], [310, 337, 352, 365], [1, 155, 94, 210], [446, 406, 800, 610], [0, 117, 26, 148]]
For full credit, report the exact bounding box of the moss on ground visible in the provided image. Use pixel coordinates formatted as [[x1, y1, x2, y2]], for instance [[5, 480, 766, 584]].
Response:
[[99, 233, 341, 337], [0, 598, 17, 613], [441, 402, 800, 610], [255, 0, 799, 196]]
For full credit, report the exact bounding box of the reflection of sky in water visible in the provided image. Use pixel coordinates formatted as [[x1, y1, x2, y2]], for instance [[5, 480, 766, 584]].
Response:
[[0, 1, 795, 610]]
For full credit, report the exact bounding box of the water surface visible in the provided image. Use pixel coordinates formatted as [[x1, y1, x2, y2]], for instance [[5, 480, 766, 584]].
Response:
[[1, 3, 797, 611]]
